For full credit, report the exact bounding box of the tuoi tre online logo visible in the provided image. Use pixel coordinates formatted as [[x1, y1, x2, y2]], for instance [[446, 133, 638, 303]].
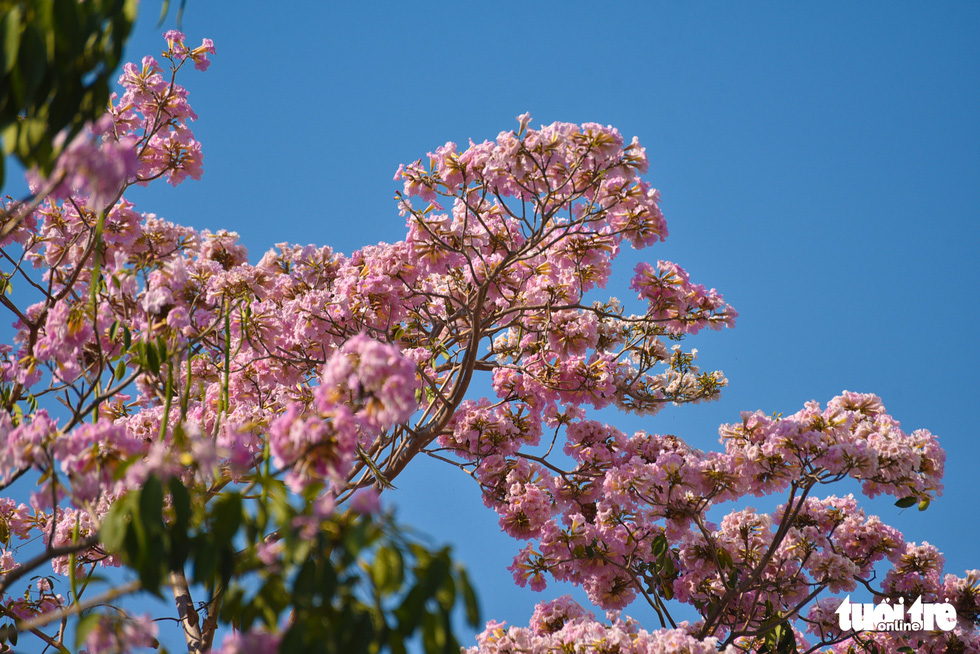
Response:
[[836, 596, 957, 632]]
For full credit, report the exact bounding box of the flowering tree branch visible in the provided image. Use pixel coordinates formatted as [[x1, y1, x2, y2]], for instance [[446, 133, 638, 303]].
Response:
[[0, 31, 975, 654]]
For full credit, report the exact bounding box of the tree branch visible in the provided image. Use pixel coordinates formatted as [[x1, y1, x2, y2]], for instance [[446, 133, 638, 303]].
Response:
[[15, 579, 141, 632], [170, 568, 204, 654]]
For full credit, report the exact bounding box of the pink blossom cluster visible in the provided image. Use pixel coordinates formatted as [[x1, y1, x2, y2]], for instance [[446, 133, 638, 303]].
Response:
[[798, 545, 980, 654], [4, 578, 64, 623], [399, 119, 665, 253], [115, 31, 210, 186], [18, 31, 211, 223], [443, 398, 543, 458], [720, 391, 945, 502], [212, 629, 281, 654], [631, 260, 737, 334], [452, 393, 971, 650], [80, 612, 158, 653], [46, 501, 122, 576], [466, 595, 735, 654], [269, 333, 419, 492], [24, 114, 139, 211], [0, 104, 746, 648], [164, 30, 216, 72], [673, 495, 904, 619], [0, 497, 32, 543], [0, 43, 971, 652], [396, 118, 669, 306], [0, 34, 224, 642]]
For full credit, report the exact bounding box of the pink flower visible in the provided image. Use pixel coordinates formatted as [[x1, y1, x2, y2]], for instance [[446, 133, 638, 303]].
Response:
[[350, 487, 381, 514], [191, 38, 217, 71], [214, 629, 281, 654], [84, 613, 158, 653], [26, 116, 139, 210], [517, 112, 532, 135]]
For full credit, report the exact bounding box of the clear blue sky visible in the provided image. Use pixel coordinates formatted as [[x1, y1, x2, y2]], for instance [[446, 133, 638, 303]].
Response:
[[6, 0, 980, 646]]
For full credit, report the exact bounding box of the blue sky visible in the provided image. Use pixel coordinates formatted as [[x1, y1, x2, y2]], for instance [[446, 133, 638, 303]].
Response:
[[5, 0, 980, 646]]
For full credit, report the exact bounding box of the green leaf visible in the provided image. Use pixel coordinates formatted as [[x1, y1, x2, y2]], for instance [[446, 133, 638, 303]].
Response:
[[192, 537, 217, 583], [419, 553, 450, 601], [14, 116, 48, 161], [144, 339, 161, 375], [317, 549, 338, 599], [122, 0, 139, 24], [74, 613, 101, 650], [0, 6, 23, 75], [421, 611, 447, 654], [388, 631, 409, 654], [14, 24, 46, 113], [396, 585, 425, 632], [255, 576, 290, 626], [716, 547, 734, 570], [110, 455, 138, 482], [134, 476, 166, 592], [356, 445, 396, 489], [138, 476, 165, 533], [99, 498, 132, 553], [52, 0, 81, 55], [278, 623, 307, 654], [292, 559, 317, 608], [169, 477, 191, 532], [211, 491, 243, 544], [759, 619, 798, 654], [918, 497, 931, 511], [0, 122, 16, 157], [0, 622, 18, 646], [218, 585, 245, 626], [457, 568, 480, 628], [371, 545, 404, 596], [435, 563, 456, 612], [158, 0, 172, 25], [168, 477, 192, 568], [895, 496, 917, 509], [651, 534, 668, 559]]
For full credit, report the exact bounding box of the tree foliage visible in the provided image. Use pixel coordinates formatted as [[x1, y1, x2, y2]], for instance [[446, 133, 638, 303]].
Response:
[[0, 0, 140, 189], [0, 31, 977, 654]]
